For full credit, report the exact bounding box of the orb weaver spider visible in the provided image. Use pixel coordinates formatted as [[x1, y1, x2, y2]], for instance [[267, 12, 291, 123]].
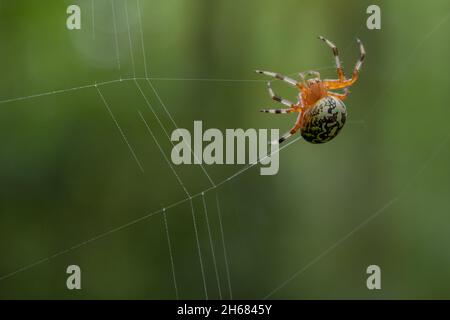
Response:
[[256, 36, 365, 144]]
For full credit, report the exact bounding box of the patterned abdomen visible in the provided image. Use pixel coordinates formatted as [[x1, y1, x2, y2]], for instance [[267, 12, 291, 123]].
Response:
[[300, 96, 347, 144]]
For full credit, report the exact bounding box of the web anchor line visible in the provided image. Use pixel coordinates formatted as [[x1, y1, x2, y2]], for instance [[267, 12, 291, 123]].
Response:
[[0, 66, 337, 106], [202, 193, 223, 299]]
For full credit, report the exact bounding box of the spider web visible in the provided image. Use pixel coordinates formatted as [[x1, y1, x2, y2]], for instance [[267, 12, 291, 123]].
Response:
[[0, 0, 309, 299], [0, 0, 361, 299], [2, 0, 448, 300]]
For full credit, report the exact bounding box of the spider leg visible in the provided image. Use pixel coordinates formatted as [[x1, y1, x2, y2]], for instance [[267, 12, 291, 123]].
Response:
[[255, 70, 303, 88], [301, 70, 321, 80], [260, 107, 297, 114], [298, 72, 308, 86], [318, 36, 345, 81], [265, 81, 295, 107], [323, 38, 366, 90], [328, 88, 350, 101], [353, 38, 366, 80], [275, 112, 302, 144]]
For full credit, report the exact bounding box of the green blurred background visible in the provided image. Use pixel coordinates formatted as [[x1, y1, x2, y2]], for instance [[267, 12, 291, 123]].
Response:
[[1, 0, 450, 299]]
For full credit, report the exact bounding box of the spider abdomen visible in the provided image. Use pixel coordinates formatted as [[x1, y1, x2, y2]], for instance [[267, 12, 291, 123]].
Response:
[[300, 96, 347, 144]]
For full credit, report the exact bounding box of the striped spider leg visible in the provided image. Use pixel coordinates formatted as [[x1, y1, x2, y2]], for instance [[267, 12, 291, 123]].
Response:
[[255, 70, 303, 114], [256, 70, 304, 144], [299, 70, 321, 82], [319, 36, 366, 90], [277, 111, 303, 144]]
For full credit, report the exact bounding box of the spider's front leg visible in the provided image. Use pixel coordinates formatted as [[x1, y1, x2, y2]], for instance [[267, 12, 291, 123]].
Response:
[[319, 36, 345, 81], [323, 38, 366, 90], [255, 70, 304, 89]]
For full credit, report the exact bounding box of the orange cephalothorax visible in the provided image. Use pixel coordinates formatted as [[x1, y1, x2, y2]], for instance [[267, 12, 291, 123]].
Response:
[[301, 79, 328, 107], [256, 36, 365, 144]]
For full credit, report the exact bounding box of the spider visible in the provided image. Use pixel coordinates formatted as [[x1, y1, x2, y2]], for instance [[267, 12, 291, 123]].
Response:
[[256, 36, 365, 144]]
